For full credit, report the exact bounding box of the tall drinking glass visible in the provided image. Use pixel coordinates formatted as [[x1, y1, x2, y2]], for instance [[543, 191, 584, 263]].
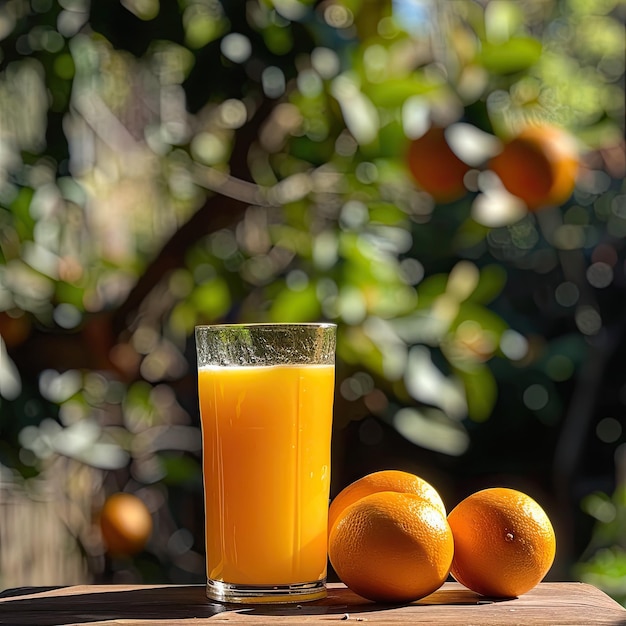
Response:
[[195, 323, 336, 604]]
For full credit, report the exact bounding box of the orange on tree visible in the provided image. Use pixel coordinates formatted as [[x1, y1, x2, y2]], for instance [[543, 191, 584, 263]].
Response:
[[406, 125, 472, 204], [328, 469, 446, 533], [447, 487, 556, 598], [328, 491, 454, 603], [489, 123, 579, 211], [99, 492, 153, 557]]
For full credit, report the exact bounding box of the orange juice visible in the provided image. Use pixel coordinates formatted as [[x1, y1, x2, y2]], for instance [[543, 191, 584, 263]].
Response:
[[198, 363, 335, 586]]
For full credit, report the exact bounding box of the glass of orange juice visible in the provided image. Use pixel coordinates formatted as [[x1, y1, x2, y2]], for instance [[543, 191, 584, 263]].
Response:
[[195, 323, 336, 604]]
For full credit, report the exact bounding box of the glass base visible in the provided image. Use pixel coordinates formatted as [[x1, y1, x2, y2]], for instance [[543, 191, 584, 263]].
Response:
[[206, 578, 327, 604]]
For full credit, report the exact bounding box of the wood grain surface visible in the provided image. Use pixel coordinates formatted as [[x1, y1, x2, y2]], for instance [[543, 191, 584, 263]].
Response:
[[1, 582, 624, 625]]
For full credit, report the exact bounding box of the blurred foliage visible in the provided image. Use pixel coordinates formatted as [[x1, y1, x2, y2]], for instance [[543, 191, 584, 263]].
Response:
[[0, 0, 625, 594], [575, 479, 626, 607]]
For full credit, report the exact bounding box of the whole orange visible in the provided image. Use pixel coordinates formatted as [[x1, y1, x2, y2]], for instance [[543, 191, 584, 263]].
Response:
[[406, 126, 471, 204], [99, 492, 153, 557], [489, 124, 579, 211], [447, 487, 556, 598], [328, 491, 454, 603], [329, 469, 446, 533]]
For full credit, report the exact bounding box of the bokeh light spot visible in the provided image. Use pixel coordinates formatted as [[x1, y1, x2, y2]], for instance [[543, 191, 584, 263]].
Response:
[[555, 281, 580, 307], [219, 99, 247, 129], [311, 47, 340, 79], [399, 258, 424, 286], [596, 417, 622, 444], [500, 329, 528, 360], [220, 33, 252, 64], [575, 305, 602, 335], [523, 384, 549, 411], [324, 4, 353, 28], [191, 132, 228, 165], [285, 269, 309, 291], [53, 303, 82, 329], [586, 261, 613, 288], [262, 66, 285, 99], [546, 354, 575, 381]]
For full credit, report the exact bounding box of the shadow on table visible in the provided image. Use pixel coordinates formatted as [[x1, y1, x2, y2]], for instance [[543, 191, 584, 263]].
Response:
[[0, 584, 492, 625], [1, 586, 218, 625]]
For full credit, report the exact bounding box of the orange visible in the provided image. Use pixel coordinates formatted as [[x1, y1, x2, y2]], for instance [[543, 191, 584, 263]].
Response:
[[447, 487, 556, 598], [328, 469, 446, 533], [99, 492, 153, 557], [406, 126, 471, 204], [489, 124, 579, 211], [328, 491, 454, 603]]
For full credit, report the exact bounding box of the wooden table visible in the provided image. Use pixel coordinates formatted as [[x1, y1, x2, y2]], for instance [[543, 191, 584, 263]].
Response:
[[1, 582, 624, 625]]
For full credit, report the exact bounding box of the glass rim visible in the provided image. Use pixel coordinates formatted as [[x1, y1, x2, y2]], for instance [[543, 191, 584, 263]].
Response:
[[195, 322, 336, 366], [195, 322, 336, 330]]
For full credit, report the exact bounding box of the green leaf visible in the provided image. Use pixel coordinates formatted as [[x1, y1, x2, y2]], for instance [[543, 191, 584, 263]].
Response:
[[263, 24, 293, 55], [10, 187, 35, 239], [170, 301, 197, 335], [160, 453, 202, 487], [55, 282, 85, 309], [453, 302, 509, 337], [190, 277, 231, 319], [469, 264, 507, 304], [364, 76, 434, 107], [478, 37, 542, 74], [457, 363, 497, 422], [337, 326, 386, 379], [369, 283, 418, 318], [375, 120, 406, 159], [268, 283, 321, 322], [127, 380, 152, 402], [369, 202, 408, 226], [416, 273, 449, 308]]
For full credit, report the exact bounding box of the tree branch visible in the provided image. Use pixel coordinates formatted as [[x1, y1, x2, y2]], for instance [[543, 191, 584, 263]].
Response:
[[110, 97, 276, 337]]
